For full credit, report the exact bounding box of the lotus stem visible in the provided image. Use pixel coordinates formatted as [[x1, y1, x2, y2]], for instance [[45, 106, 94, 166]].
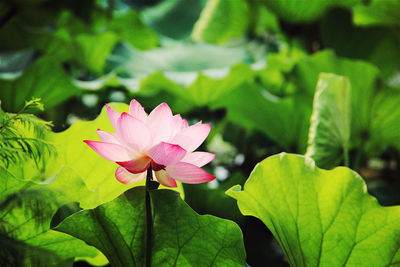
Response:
[[145, 166, 153, 267]]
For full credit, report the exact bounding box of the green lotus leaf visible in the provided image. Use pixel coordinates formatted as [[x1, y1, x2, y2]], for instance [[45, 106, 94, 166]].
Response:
[[0, 56, 80, 112], [192, 0, 249, 43], [74, 31, 119, 74], [141, 0, 205, 39], [0, 167, 103, 264], [295, 50, 380, 143], [320, 9, 400, 79], [353, 0, 400, 27], [367, 89, 400, 153], [261, 0, 360, 23], [306, 73, 351, 169], [227, 153, 400, 266], [109, 9, 158, 50], [55, 187, 246, 266], [212, 82, 312, 152]]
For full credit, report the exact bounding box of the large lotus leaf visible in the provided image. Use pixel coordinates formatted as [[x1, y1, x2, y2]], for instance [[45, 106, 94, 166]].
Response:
[[0, 56, 80, 112], [49, 103, 183, 208], [192, 0, 249, 44], [366, 89, 400, 154], [55, 187, 246, 266], [227, 153, 400, 266], [0, 167, 103, 264], [306, 73, 351, 169], [353, 0, 400, 27], [212, 82, 312, 152], [261, 0, 360, 23], [294, 50, 380, 142]]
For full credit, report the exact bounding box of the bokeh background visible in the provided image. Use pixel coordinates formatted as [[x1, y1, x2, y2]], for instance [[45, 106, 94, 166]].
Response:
[[1, 0, 399, 266]]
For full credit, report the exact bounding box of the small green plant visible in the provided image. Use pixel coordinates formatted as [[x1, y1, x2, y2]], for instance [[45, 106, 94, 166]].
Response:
[[0, 98, 55, 170]]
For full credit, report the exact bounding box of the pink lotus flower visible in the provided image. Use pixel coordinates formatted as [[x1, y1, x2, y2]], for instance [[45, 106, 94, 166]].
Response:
[[84, 100, 216, 187]]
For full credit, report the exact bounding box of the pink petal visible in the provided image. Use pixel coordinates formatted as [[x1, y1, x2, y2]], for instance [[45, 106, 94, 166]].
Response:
[[118, 112, 152, 152], [170, 122, 211, 152], [181, 119, 188, 129], [97, 129, 121, 145], [129, 99, 147, 122], [115, 166, 146, 184], [117, 155, 151, 174], [154, 170, 177, 188], [169, 114, 184, 139], [147, 142, 186, 166], [105, 104, 120, 131], [170, 115, 189, 138], [166, 162, 215, 184], [84, 140, 133, 162], [181, 152, 215, 167], [146, 103, 174, 143]]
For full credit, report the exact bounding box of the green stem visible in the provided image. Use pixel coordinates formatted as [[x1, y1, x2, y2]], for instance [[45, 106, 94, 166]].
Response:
[[145, 166, 153, 267], [0, 108, 23, 130]]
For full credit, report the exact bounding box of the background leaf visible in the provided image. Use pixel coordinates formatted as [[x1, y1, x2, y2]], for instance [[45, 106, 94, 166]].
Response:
[[294, 50, 380, 144], [0, 57, 80, 113], [110, 41, 265, 90], [141, 0, 206, 39], [109, 10, 158, 50], [192, 0, 249, 43], [0, 50, 37, 78], [213, 83, 312, 152], [320, 9, 400, 79], [261, 0, 360, 23], [74, 31, 119, 74], [367, 89, 400, 153], [306, 73, 351, 169], [353, 0, 400, 27]]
